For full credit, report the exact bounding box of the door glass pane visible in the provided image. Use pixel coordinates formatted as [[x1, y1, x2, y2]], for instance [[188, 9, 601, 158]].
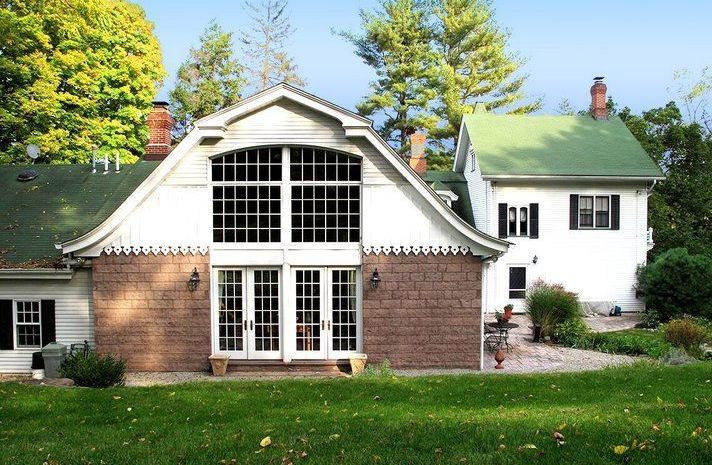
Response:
[[218, 270, 244, 351], [296, 270, 321, 351], [332, 270, 357, 352], [253, 270, 280, 351]]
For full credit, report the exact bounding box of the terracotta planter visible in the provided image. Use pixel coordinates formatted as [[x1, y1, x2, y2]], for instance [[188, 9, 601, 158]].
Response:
[[349, 354, 368, 375], [494, 349, 505, 369], [503, 308, 513, 321], [208, 353, 230, 376]]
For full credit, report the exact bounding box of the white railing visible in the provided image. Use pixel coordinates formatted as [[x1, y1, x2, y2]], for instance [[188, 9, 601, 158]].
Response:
[[646, 227, 654, 247]]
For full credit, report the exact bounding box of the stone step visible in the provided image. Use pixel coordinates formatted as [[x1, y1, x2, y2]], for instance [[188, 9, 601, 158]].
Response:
[[227, 359, 351, 375]]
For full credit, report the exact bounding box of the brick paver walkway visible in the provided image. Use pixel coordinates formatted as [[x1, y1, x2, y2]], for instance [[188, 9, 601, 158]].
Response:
[[481, 314, 638, 373]]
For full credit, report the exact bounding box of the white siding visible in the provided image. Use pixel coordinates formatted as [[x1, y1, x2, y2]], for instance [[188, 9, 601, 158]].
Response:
[[96, 99, 474, 253], [486, 181, 649, 313], [0, 269, 94, 373], [463, 143, 490, 230]]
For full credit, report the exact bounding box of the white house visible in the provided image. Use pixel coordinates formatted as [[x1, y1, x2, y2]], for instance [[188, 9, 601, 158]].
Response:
[[449, 78, 664, 315]]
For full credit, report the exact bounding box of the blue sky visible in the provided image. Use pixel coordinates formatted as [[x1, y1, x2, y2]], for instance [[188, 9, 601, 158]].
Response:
[[138, 0, 711, 115]]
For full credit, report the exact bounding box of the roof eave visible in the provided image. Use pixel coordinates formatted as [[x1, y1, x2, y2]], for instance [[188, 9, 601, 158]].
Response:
[[482, 174, 666, 181]]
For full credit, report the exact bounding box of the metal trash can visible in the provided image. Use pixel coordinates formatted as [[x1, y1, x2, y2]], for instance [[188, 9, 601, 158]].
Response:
[[42, 342, 67, 378]]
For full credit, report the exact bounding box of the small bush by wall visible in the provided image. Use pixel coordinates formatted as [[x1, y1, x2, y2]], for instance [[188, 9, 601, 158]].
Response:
[[59, 351, 126, 388], [663, 318, 708, 355], [638, 248, 712, 321]]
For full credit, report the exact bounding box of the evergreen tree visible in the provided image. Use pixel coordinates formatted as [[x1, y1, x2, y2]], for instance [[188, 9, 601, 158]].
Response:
[[342, 0, 439, 154], [0, 0, 165, 164], [431, 0, 540, 150], [169, 21, 246, 139], [241, 0, 304, 91]]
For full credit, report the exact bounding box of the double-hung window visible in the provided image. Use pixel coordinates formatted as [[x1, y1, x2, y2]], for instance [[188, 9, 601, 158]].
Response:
[[578, 195, 610, 229], [15, 300, 41, 348]]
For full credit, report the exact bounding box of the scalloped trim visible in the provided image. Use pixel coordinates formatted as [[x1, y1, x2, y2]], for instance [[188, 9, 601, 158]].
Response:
[[362, 245, 471, 256], [102, 245, 209, 256]]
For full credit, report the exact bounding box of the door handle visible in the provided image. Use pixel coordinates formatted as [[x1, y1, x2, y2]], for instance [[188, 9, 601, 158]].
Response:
[[250, 320, 254, 331], [321, 320, 324, 330], [243, 320, 247, 331], [328, 321, 331, 330]]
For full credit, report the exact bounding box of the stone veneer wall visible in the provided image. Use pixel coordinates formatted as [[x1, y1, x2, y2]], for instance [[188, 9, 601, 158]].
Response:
[[362, 253, 482, 369], [92, 253, 211, 371]]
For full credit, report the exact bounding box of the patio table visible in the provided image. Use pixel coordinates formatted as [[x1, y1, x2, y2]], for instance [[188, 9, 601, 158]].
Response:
[[486, 321, 519, 353]]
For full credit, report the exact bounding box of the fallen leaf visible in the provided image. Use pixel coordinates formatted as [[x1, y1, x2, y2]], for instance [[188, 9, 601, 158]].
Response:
[[260, 436, 272, 447], [329, 434, 341, 441], [692, 427, 703, 437], [112, 396, 122, 400], [613, 445, 629, 455], [521, 444, 537, 449]]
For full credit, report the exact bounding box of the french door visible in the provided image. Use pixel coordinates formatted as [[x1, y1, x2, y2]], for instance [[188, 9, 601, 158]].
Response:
[[294, 267, 361, 360], [215, 268, 281, 360]]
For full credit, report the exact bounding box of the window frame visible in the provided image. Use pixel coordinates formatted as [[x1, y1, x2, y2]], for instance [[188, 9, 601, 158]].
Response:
[[506, 205, 530, 237], [13, 299, 42, 350], [578, 194, 611, 229], [508, 266, 527, 300], [210, 146, 363, 246]]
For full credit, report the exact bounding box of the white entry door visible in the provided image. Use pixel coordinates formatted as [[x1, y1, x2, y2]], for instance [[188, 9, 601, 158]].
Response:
[[215, 268, 281, 360], [293, 267, 361, 360]]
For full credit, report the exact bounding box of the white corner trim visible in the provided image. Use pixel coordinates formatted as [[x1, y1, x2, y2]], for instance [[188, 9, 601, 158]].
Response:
[[363, 245, 472, 256], [0, 269, 74, 280], [102, 245, 209, 256]]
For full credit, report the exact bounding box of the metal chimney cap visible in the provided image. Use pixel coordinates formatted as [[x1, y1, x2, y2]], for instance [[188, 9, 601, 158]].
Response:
[[593, 76, 605, 82], [17, 169, 38, 182]]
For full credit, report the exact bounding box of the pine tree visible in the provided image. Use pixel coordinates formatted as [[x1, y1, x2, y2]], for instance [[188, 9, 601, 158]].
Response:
[[342, 0, 439, 153], [431, 0, 540, 149], [241, 0, 304, 91], [169, 21, 246, 139]]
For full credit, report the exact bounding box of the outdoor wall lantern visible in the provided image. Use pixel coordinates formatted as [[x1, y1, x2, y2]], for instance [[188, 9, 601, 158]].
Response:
[[370, 269, 381, 289], [532, 255, 539, 264], [188, 267, 201, 292]]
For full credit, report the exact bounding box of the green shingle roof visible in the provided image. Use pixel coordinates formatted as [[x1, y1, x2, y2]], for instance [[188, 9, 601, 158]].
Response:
[[422, 171, 475, 228], [0, 162, 159, 268], [463, 114, 664, 178]]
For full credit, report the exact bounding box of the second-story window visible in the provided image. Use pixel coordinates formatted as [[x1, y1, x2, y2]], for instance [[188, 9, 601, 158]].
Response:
[[290, 148, 361, 243], [508, 206, 529, 237], [212, 148, 282, 243]]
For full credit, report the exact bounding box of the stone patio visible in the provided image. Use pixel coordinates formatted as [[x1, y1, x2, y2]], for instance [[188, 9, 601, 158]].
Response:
[[481, 314, 639, 373]]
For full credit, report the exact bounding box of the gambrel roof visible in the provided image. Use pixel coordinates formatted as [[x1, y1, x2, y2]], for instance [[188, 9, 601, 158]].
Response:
[[59, 83, 509, 258]]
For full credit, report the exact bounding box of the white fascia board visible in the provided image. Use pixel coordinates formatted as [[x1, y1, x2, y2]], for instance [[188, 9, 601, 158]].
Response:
[[452, 119, 469, 172], [351, 127, 509, 254], [436, 190, 459, 202], [482, 174, 666, 181], [0, 269, 74, 280]]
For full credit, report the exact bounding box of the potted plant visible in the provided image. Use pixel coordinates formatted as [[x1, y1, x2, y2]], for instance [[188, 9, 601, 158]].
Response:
[[208, 353, 230, 376], [349, 353, 368, 375], [494, 311, 505, 324], [503, 304, 514, 321]]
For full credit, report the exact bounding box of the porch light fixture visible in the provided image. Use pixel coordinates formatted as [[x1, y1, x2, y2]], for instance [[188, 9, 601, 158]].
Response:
[[370, 269, 381, 289], [532, 255, 538, 264], [188, 267, 200, 292]]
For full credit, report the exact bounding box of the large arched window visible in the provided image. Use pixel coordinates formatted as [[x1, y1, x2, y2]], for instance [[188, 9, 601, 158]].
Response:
[[211, 147, 361, 244]]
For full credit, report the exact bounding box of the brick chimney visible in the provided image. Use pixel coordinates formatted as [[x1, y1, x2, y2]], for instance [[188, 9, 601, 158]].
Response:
[[590, 77, 608, 120], [145, 101, 174, 160], [408, 132, 427, 175]]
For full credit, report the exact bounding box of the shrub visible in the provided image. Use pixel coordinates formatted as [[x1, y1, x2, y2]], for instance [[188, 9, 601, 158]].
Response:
[[525, 280, 581, 336], [552, 318, 590, 346], [638, 248, 712, 321], [554, 322, 670, 358], [359, 359, 395, 378], [59, 351, 125, 388], [637, 308, 662, 329], [663, 318, 708, 354], [660, 347, 696, 365]]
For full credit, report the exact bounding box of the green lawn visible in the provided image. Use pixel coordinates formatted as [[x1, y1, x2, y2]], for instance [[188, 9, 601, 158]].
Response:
[[2, 363, 712, 465]]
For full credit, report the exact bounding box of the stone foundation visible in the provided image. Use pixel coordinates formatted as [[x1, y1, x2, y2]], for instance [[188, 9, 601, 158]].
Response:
[[362, 253, 482, 369], [92, 253, 211, 372]]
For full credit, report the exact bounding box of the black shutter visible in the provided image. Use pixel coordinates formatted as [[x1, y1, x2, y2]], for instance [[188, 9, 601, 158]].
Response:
[[569, 195, 579, 230], [498, 203, 508, 238], [529, 203, 539, 238], [41, 300, 56, 346], [0, 300, 13, 350], [611, 195, 620, 230]]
